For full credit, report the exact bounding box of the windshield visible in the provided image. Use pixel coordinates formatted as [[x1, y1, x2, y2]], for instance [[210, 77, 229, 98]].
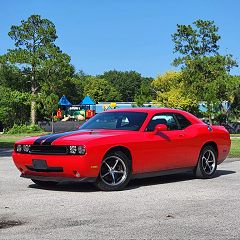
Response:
[[80, 111, 148, 131]]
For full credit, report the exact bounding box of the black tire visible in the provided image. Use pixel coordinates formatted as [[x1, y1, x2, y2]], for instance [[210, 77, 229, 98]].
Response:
[[195, 145, 217, 179], [95, 151, 132, 191], [31, 179, 58, 187]]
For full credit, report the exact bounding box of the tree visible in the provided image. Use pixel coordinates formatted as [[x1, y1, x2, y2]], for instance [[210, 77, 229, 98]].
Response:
[[227, 76, 240, 120], [172, 19, 221, 66], [37, 92, 59, 121], [172, 19, 238, 122], [0, 86, 30, 128], [0, 62, 28, 91], [5, 15, 60, 124], [182, 55, 237, 121], [83, 76, 120, 102], [0, 63, 31, 128], [100, 70, 143, 102], [38, 47, 79, 102], [152, 71, 197, 111], [134, 78, 154, 106]]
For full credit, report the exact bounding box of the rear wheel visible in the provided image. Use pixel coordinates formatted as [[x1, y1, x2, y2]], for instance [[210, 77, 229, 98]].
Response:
[[31, 179, 58, 187], [95, 151, 131, 191], [195, 145, 217, 178]]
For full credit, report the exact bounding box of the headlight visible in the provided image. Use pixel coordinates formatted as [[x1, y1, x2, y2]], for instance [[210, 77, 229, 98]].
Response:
[[69, 145, 86, 155], [77, 146, 86, 155], [15, 144, 31, 153], [22, 144, 31, 153], [69, 146, 77, 154], [16, 145, 22, 153]]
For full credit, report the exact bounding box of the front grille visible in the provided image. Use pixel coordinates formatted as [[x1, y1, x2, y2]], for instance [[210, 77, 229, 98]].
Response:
[[30, 145, 68, 155]]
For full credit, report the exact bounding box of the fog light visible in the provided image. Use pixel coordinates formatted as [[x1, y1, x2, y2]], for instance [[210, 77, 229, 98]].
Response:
[[73, 170, 81, 178], [16, 145, 22, 153], [69, 146, 77, 154]]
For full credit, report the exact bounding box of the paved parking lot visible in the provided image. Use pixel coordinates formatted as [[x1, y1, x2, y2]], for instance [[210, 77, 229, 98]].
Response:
[[0, 152, 239, 240]]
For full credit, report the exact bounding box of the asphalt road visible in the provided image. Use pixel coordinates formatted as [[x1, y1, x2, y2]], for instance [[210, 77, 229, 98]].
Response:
[[0, 152, 239, 240]]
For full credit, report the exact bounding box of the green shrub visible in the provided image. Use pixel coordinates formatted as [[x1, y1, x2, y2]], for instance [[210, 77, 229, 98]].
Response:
[[6, 124, 43, 134]]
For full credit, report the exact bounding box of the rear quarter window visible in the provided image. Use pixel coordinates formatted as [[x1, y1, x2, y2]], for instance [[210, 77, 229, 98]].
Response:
[[175, 113, 191, 129]]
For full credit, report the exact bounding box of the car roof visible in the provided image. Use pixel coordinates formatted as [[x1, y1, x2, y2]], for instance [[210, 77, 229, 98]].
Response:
[[106, 108, 202, 124], [107, 107, 182, 113]]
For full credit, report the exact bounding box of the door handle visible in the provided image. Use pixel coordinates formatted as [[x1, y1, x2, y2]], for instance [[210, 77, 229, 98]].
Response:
[[179, 134, 184, 137]]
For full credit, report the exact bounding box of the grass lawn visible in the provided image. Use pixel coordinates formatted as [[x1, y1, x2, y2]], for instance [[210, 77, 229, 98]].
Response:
[[229, 138, 240, 158], [0, 133, 47, 148], [0, 133, 239, 158]]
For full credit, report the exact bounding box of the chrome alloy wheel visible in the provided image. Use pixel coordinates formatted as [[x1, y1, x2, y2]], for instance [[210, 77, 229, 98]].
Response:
[[100, 156, 127, 186], [201, 149, 216, 175]]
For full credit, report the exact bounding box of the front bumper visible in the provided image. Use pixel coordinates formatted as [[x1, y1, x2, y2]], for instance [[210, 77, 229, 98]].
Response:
[[12, 151, 100, 181]]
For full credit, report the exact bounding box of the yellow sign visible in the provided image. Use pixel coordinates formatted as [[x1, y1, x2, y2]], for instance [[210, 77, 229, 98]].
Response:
[[110, 102, 117, 108]]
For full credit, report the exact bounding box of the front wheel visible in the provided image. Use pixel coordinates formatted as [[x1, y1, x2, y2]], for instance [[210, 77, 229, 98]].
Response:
[[95, 151, 131, 191], [31, 179, 58, 187], [195, 146, 217, 178]]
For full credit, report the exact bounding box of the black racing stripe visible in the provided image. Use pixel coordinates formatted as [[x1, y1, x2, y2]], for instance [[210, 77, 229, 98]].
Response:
[[41, 130, 81, 145], [33, 135, 52, 145]]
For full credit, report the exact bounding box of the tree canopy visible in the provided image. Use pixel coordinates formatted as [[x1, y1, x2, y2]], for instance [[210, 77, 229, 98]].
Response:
[[83, 76, 120, 102], [0, 16, 239, 129], [152, 71, 197, 111], [4, 15, 72, 125], [172, 19, 238, 121], [172, 19, 221, 66]]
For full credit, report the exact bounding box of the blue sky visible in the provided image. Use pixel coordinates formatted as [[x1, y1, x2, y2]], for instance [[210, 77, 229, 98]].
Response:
[[0, 0, 240, 77]]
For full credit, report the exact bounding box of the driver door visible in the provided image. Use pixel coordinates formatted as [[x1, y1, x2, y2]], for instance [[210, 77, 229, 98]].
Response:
[[140, 113, 192, 172]]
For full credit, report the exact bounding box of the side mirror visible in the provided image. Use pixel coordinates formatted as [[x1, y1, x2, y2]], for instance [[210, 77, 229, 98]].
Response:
[[154, 124, 167, 132]]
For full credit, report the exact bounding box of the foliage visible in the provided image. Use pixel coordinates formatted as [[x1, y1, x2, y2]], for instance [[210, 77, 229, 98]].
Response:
[[6, 124, 43, 134], [83, 76, 120, 102], [134, 80, 154, 106], [0, 15, 240, 131], [37, 92, 59, 120], [0, 63, 28, 91], [152, 71, 197, 111], [228, 76, 240, 120], [182, 56, 237, 119], [53, 76, 85, 104], [4, 15, 72, 125], [172, 19, 221, 66], [0, 86, 31, 128], [100, 70, 144, 102], [172, 19, 238, 121]]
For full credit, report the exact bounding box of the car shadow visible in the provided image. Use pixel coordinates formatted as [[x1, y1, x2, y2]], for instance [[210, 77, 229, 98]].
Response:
[[28, 169, 236, 192], [210, 169, 236, 178], [127, 169, 236, 190], [29, 182, 98, 192]]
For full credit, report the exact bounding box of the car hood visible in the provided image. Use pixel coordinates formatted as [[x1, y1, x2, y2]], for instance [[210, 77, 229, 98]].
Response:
[[16, 129, 136, 145]]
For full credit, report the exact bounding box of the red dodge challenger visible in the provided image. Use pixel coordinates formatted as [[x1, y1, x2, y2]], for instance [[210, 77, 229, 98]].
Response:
[[12, 108, 231, 191]]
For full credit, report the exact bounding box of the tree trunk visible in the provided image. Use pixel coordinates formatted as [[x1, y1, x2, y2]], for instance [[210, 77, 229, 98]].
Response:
[[31, 94, 36, 125], [31, 68, 37, 125]]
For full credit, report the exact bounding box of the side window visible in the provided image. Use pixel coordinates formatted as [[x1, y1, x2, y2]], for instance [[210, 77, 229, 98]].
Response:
[[145, 114, 179, 131], [175, 114, 191, 129]]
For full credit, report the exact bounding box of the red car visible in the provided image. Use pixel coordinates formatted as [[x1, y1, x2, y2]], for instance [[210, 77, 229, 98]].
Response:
[[12, 108, 231, 191]]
